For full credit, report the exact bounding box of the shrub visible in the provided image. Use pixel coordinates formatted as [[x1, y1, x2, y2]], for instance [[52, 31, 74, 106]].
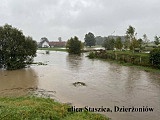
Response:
[[150, 48, 160, 69], [66, 36, 83, 54], [87, 52, 96, 59]]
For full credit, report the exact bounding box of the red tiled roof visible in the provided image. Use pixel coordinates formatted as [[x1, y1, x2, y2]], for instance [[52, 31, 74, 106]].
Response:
[[49, 41, 66, 47]]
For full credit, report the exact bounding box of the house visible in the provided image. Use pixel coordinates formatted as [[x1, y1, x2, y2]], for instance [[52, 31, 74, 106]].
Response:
[[38, 37, 50, 48], [49, 41, 66, 47], [38, 37, 66, 48]]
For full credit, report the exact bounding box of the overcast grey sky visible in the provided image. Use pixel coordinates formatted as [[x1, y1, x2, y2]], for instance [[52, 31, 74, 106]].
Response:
[[0, 0, 160, 42]]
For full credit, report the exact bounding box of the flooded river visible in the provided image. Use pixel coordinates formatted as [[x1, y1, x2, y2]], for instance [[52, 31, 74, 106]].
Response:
[[0, 50, 160, 120]]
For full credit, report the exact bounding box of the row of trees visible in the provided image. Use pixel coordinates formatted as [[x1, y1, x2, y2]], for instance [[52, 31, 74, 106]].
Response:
[[66, 26, 147, 54], [0, 24, 37, 70], [83, 26, 160, 51], [1, 24, 159, 70]]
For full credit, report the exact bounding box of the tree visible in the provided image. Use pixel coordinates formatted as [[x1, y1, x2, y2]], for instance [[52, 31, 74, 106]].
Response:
[[102, 37, 115, 50], [129, 38, 140, 50], [124, 38, 130, 49], [40, 37, 49, 42], [137, 38, 143, 49], [126, 25, 136, 41], [150, 48, 160, 69], [0, 24, 37, 70], [143, 34, 149, 44], [115, 37, 123, 50], [84, 32, 96, 47], [125, 25, 138, 50], [66, 36, 83, 54], [154, 35, 160, 45]]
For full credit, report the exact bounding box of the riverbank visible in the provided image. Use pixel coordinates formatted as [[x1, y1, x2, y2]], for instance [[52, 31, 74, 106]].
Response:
[[87, 50, 160, 73], [0, 96, 109, 120], [38, 46, 104, 52]]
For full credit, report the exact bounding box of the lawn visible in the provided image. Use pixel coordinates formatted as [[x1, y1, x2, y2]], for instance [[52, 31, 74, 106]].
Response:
[[38, 47, 67, 52]]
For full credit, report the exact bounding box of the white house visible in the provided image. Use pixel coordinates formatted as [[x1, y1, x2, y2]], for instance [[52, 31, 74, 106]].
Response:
[[39, 37, 50, 48], [41, 41, 50, 48]]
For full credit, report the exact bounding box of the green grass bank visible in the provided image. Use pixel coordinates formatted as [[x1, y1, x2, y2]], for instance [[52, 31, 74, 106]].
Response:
[[0, 96, 109, 120], [38, 47, 67, 52], [87, 50, 160, 73]]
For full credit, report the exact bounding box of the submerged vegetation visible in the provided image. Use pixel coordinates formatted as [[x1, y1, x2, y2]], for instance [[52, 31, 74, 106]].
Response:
[[0, 24, 37, 70], [66, 36, 84, 54], [0, 96, 109, 120], [87, 50, 160, 71]]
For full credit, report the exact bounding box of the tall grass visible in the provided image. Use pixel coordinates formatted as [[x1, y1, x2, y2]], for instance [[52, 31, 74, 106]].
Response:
[[0, 96, 109, 120]]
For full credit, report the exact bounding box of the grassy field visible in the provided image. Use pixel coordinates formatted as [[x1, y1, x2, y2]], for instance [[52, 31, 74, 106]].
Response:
[[0, 96, 109, 120], [38, 47, 67, 52], [107, 50, 149, 57]]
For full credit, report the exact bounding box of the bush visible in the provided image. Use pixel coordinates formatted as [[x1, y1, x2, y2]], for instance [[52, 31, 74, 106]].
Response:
[[87, 51, 151, 67], [87, 52, 96, 59], [66, 36, 83, 54], [150, 48, 160, 69], [0, 24, 37, 70]]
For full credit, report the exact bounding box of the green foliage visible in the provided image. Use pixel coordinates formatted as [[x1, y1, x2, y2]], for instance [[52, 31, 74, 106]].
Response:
[[88, 50, 150, 67], [87, 52, 96, 59], [102, 37, 115, 50], [66, 36, 83, 54], [38, 47, 67, 52], [137, 38, 143, 49], [143, 34, 149, 44], [0, 24, 37, 70], [129, 38, 140, 50], [154, 35, 160, 45], [84, 32, 96, 47], [124, 39, 130, 49], [125, 25, 139, 50], [126, 25, 136, 41], [115, 37, 123, 50], [150, 48, 160, 69]]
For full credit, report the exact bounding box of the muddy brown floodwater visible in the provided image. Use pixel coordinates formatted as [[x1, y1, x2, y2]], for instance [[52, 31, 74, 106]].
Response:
[[0, 50, 160, 120]]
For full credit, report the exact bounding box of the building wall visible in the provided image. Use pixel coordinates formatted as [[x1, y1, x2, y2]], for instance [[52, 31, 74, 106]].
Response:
[[42, 41, 50, 47]]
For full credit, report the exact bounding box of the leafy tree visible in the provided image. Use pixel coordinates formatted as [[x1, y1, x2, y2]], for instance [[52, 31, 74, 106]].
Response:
[[40, 37, 49, 42], [154, 35, 160, 45], [150, 48, 160, 69], [0, 24, 37, 70], [84, 32, 96, 47], [125, 25, 139, 50], [102, 37, 115, 50], [115, 37, 123, 50], [137, 38, 143, 49], [143, 34, 149, 44], [126, 25, 136, 41], [124, 38, 130, 49], [66, 36, 83, 54], [129, 38, 140, 50]]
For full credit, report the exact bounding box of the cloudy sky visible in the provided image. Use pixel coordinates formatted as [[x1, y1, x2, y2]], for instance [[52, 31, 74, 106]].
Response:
[[0, 0, 160, 42]]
